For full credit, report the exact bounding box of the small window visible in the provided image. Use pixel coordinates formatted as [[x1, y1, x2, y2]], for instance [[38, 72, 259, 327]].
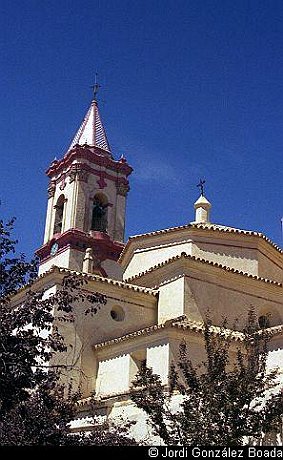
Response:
[[258, 308, 281, 328], [53, 195, 65, 235], [110, 305, 125, 322], [91, 193, 108, 232], [258, 315, 270, 329]]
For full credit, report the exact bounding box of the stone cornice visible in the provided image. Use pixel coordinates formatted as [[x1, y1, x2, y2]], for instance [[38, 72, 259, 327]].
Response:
[[36, 229, 124, 263], [93, 316, 244, 351], [119, 222, 282, 265], [125, 252, 283, 288], [46, 145, 133, 179], [93, 315, 283, 351], [11, 265, 158, 301], [49, 161, 131, 191]]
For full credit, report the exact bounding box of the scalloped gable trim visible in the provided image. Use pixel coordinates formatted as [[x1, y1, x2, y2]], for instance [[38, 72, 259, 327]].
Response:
[[93, 315, 283, 350], [119, 222, 282, 263], [14, 265, 159, 297], [125, 252, 283, 287]]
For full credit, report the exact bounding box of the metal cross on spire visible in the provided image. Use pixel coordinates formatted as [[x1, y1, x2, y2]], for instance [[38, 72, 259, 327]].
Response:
[[197, 179, 206, 196], [91, 73, 101, 101]]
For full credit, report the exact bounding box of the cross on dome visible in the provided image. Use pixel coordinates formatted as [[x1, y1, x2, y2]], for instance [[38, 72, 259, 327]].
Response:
[[197, 179, 206, 196]]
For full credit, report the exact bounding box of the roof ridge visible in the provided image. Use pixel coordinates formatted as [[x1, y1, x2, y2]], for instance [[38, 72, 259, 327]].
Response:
[[14, 265, 158, 297], [50, 266, 159, 295], [170, 317, 245, 340], [125, 252, 283, 287], [94, 323, 166, 349], [119, 223, 282, 262], [94, 315, 283, 350], [94, 316, 248, 349]]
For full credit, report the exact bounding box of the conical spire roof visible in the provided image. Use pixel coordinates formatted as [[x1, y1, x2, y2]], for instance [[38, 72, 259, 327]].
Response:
[[68, 100, 111, 154], [194, 194, 211, 209]]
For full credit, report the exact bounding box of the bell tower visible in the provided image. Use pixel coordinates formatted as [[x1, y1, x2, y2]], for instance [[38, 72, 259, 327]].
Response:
[[36, 91, 132, 279]]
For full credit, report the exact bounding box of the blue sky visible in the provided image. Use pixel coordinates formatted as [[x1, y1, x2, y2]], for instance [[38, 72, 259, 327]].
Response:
[[0, 0, 282, 257]]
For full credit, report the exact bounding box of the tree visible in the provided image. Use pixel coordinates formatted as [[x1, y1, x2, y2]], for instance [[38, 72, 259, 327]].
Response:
[[130, 312, 283, 446], [0, 217, 136, 445]]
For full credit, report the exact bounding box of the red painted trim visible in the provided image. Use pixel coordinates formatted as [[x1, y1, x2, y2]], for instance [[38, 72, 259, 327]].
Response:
[[46, 145, 133, 178], [36, 229, 125, 264], [50, 161, 131, 190], [97, 171, 107, 189]]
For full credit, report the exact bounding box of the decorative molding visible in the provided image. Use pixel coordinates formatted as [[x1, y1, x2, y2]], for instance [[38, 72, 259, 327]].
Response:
[[77, 169, 89, 182], [97, 172, 107, 189], [94, 316, 245, 351], [68, 164, 89, 183], [35, 228, 125, 264], [59, 174, 66, 190], [51, 162, 131, 190], [117, 183, 129, 197], [47, 181, 56, 198], [119, 222, 283, 263], [93, 318, 283, 352], [116, 177, 130, 197], [46, 145, 133, 179], [125, 252, 283, 287]]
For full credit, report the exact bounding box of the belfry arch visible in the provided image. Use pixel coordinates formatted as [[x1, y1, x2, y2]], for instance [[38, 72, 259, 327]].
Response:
[[258, 307, 281, 328], [53, 194, 66, 235], [91, 193, 109, 233], [36, 94, 132, 277]]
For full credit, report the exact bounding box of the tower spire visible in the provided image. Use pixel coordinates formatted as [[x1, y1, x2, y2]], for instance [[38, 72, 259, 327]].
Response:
[[68, 82, 111, 154], [37, 88, 133, 277]]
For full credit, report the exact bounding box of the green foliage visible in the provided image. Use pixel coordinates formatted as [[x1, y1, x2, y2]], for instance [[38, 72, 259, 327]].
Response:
[[0, 217, 38, 298], [131, 313, 283, 446], [0, 217, 136, 446]]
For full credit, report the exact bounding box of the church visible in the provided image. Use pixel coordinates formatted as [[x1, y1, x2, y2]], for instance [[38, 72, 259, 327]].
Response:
[[14, 90, 283, 436]]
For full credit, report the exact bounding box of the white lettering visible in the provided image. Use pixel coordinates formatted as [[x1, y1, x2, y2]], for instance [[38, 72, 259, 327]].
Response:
[[192, 448, 201, 458]]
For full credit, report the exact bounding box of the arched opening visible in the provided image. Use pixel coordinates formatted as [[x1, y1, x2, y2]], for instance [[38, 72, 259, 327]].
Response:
[[258, 315, 270, 329], [91, 193, 108, 232], [258, 307, 281, 328], [53, 195, 65, 235]]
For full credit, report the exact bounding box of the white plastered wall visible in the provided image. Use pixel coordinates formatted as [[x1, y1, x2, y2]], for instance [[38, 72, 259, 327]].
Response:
[[123, 241, 193, 280], [157, 275, 204, 325], [191, 240, 259, 276], [182, 275, 283, 328], [96, 354, 132, 397], [95, 339, 170, 397], [146, 341, 170, 385], [61, 282, 157, 397], [38, 248, 85, 276], [158, 278, 185, 324]]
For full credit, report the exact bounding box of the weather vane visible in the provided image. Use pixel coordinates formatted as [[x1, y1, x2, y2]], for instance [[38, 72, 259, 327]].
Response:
[[197, 179, 206, 196], [91, 73, 101, 101]]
